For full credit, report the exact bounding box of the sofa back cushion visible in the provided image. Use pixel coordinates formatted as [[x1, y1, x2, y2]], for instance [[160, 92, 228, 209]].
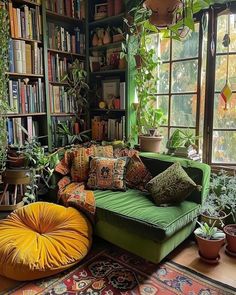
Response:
[[140, 153, 211, 204]]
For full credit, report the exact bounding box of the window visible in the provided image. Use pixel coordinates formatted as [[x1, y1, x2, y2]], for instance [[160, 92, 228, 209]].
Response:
[[211, 13, 236, 165], [145, 6, 236, 167], [150, 22, 208, 153]]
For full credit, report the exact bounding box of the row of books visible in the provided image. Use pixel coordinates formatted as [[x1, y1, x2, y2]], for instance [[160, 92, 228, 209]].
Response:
[[46, 0, 85, 19], [167, 146, 201, 161], [8, 79, 45, 114], [92, 116, 125, 141], [48, 53, 85, 82], [7, 117, 39, 146], [47, 23, 85, 54], [8, 2, 42, 41], [49, 85, 74, 113], [9, 39, 43, 74]]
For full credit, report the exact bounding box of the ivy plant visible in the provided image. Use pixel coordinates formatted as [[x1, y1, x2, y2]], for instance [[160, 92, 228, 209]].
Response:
[[123, 0, 212, 139], [0, 1, 10, 173]]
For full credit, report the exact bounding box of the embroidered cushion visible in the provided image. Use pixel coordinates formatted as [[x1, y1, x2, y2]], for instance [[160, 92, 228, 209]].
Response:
[[126, 154, 152, 191], [146, 162, 199, 205], [87, 157, 127, 191], [55, 145, 114, 183]]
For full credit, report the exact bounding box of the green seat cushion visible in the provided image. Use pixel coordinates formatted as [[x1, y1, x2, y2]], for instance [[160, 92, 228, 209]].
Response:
[[94, 189, 200, 241]]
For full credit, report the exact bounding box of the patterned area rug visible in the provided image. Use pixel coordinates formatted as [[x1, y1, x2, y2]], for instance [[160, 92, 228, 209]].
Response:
[[1, 245, 236, 295]]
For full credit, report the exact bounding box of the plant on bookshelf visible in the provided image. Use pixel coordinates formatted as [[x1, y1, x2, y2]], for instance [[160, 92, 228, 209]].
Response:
[[0, 0, 10, 174]]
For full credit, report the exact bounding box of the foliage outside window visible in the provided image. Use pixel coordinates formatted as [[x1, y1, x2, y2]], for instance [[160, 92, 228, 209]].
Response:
[[149, 21, 208, 152], [212, 13, 236, 164]]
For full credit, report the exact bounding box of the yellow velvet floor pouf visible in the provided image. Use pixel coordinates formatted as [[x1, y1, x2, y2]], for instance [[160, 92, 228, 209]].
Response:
[[0, 202, 92, 281]]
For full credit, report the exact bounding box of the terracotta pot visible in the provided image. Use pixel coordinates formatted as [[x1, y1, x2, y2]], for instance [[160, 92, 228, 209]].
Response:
[[200, 211, 228, 229], [195, 235, 225, 261], [7, 153, 26, 168], [224, 224, 236, 253], [139, 135, 163, 153], [144, 0, 181, 28], [103, 29, 112, 45], [92, 33, 99, 47]]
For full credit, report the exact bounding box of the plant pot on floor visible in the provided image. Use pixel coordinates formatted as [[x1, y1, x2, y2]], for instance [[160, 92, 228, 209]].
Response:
[[195, 235, 225, 263], [139, 135, 163, 153], [224, 224, 236, 255], [200, 211, 228, 229]]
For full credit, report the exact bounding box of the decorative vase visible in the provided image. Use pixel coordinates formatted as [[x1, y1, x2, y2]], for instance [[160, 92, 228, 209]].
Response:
[[224, 224, 236, 255], [92, 33, 99, 47], [103, 29, 112, 45], [107, 0, 114, 17], [195, 235, 225, 263], [144, 0, 181, 28], [139, 135, 163, 153], [114, 0, 123, 15]]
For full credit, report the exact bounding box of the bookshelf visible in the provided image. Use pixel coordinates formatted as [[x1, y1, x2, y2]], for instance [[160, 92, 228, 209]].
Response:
[[87, 0, 128, 142], [43, 0, 86, 149], [6, 0, 87, 150], [6, 0, 46, 146]]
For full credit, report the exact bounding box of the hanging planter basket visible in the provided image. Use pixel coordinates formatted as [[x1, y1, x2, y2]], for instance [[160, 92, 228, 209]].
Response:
[[143, 0, 182, 28]]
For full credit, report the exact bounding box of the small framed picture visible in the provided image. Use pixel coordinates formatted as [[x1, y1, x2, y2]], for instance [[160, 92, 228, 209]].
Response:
[[102, 79, 120, 108], [94, 3, 108, 20]]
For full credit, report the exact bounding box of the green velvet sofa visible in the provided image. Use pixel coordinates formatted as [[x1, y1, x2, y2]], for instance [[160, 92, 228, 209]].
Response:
[[93, 153, 211, 263]]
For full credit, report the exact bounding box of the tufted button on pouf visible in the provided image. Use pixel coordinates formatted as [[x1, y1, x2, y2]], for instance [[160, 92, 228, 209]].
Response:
[[0, 202, 92, 281]]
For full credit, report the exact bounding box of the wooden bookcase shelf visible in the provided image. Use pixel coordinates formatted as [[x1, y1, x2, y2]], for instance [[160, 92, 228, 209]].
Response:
[[89, 41, 122, 51], [90, 69, 126, 76], [13, 0, 41, 7], [7, 72, 44, 78], [89, 13, 125, 27], [49, 81, 69, 86], [48, 48, 85, 59], [46, 10, 84, 25], [91, 109, 125, 113], [7, 113, 46, 117], [11, 37, 42, 44], [50, 113, 76, 117]]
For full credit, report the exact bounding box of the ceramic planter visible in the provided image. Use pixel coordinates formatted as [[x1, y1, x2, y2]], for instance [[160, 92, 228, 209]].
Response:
[[7, 149, 26, 168], [224, 224, 236, 255], [200, 211, 228, 229], [195, 234, 225, 263], [139, 135, 163, 153], [144, 0, 181, 27]]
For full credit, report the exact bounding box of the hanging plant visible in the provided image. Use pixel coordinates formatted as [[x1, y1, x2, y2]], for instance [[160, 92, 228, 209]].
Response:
[[0, 1, 10, 173]]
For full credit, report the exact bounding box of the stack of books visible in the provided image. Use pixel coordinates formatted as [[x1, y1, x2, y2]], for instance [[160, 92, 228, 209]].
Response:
[[46, 0, 85, 19], [168, 145, 201, 161]]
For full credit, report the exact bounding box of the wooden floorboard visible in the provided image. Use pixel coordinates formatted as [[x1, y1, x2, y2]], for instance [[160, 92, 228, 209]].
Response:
[[169, 239, 236, 288]]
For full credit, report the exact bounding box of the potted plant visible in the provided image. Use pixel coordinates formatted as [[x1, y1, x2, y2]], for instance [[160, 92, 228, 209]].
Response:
[[200, 170, 236, 228], [194, 221, 225, 263], [122, 1, 211, 150], [224, 224, 236, 256], [61, 59, 90, 143]]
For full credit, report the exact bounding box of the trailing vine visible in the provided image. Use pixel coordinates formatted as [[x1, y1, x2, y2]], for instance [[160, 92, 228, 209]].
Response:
[[0, 1, 10, 172]]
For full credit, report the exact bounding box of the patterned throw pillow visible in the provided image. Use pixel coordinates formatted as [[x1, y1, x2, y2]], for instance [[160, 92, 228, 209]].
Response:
[[66, 191, 96, 224], [126, 154, 152, 191], [58, 181, 85, 204], [87, 157, 127, 191], [55, 145, 114, 183], [146, 162, 199, 205]]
